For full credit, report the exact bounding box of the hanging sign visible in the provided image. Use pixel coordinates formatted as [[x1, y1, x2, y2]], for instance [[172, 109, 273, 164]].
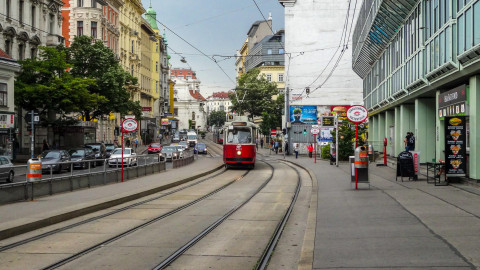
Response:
[[346, 105, 368, 124], [438, 85, 467, 119], [444, 116, 466, 177], [122, 118, 138, 133]]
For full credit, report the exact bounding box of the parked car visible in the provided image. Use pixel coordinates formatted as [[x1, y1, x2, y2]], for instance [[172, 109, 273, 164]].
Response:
[[148, 143, 162, 154], [194, 143, 208, 154], [108, 148, 137, 167], [159, 146, 181, 161], [69, 148, 96, 169], [85, 143, 106, 165], [0, 156, 15, 182], [179, 141, 189, 150], [105, 144, 115, 158], [40, 150, 71, 173]]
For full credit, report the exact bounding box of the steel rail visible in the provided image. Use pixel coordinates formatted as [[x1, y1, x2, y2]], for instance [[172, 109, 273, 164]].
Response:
[[40, 170, 249, 270], [256, 162, 303, 270], [152, 161, 275, 270], [0, 168, 232, 252]]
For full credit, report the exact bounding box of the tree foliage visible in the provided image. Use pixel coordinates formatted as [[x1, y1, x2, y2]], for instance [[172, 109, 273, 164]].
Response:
[[259, 94, 284, 136], [15, 36, 142, 125], [15, 47, 104, 124], [229, 68, 280, 120], [331, 121, 368, 160], [208, 110, 226, 127]]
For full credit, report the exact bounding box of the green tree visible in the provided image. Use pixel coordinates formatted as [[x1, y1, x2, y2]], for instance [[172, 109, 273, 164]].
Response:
[[208, 110, 226, 127], [67, 36, 141, 120], [331, 121, 368, 160], [230, 68, 280, 120], [259, 94, 284, 136], [15, 46, 105, 124]]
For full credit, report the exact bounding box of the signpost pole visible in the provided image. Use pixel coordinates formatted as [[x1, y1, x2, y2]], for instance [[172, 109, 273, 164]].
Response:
[[30, 110, 34, 158], [121, 132, 124, 182], [336, 115, 339, 167], [314, 134, 317, 164], [355, 124, 359, 148]]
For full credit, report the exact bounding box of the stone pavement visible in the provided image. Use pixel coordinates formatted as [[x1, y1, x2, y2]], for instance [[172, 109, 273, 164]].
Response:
[[259, 148, 480, 269]]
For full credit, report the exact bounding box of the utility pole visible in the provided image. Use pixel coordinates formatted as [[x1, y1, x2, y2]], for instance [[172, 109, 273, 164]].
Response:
[[284, 86, 290, 158]]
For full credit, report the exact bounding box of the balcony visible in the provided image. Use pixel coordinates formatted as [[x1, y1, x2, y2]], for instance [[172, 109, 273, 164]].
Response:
[[352, 0, 418, 79], [46, 34, 64, 47]]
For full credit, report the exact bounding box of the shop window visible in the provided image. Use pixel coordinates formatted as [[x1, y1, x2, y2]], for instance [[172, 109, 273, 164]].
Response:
[[0, 84, 7, 107]]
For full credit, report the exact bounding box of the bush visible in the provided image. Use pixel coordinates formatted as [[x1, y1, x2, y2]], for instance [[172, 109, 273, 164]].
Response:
[[321, 145, 330, 159]]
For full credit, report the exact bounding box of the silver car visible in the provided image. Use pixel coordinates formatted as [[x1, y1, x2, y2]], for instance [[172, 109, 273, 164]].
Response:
[[159, 146, 180, 161], [0, 156, 14, 183]]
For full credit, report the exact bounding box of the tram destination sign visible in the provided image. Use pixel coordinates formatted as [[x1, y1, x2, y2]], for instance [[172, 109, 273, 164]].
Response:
[[438, 84, 467, 119]]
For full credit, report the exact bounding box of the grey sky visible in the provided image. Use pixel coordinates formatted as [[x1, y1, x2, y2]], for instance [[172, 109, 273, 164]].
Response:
[[149, 0, 285, 96]]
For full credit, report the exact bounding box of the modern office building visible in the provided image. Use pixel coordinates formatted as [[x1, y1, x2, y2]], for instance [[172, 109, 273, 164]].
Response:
[[353, 0, 480, 180]]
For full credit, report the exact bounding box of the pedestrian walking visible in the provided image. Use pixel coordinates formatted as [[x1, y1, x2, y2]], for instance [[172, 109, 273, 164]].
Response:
[[42, 139, 50, 151], [260, 138, 264, 149], [294, 143, 299, 159], [126, 139, 131, 148], [308, 144, 313, 158], [274, 140, 279, 154], [255, 138, 259, 151]]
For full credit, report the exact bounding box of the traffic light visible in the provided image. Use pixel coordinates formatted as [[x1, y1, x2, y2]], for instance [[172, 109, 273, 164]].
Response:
[[303, 129, 307, 135], [282, 128, 286, 135]]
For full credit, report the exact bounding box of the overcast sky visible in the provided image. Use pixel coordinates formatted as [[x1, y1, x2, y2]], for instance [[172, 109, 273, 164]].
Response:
[[149, 0, 285, 96]]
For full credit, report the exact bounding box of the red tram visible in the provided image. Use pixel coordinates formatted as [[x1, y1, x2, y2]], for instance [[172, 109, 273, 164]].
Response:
[[223, 121, 257, 169]]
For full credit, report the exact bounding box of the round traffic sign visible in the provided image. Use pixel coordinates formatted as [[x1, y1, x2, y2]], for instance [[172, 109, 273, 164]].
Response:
[[347, 105, 368, 124], [310, 128, 320, 135], [122, 118, 138, 133]]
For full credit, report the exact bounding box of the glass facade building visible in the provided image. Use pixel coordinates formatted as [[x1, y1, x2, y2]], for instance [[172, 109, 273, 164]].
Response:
[[353, 0, 480, 181]]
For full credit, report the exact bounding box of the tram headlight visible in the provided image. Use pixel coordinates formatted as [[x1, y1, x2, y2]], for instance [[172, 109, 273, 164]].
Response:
[[237, 151, 242, 155]]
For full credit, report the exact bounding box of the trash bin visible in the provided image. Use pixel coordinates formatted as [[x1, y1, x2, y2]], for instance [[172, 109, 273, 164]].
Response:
[[368, 144, 375, 161], [27, 158, 42, 182], [354, 146, 369, 184]]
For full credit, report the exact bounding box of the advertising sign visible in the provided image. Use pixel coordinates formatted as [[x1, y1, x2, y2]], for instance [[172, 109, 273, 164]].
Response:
[[122, 118, 138, 133], [445, 116, 466, 177], [310, 125, 320, 135], [142, 107, 152, 112], [0, 114, 15, 128], [347, 105, 368, 124], [161, 118, 170, 125], [438, 85, 467, 119], [290, 105, 317, 124]]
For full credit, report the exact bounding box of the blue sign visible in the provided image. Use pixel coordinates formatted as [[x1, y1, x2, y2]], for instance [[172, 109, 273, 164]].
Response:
[[290, 106, 317, 124]]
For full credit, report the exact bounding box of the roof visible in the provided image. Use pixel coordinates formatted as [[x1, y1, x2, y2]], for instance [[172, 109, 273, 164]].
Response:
[[247, 21, 263, 36], [0, 49, 13, 60], [209, 92, 230, 99], [189, 90, 206, 101]]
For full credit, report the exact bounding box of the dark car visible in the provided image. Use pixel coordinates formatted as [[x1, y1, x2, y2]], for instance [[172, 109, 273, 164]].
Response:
[[85, 143, 106, 164], [69, 148, 96, 169], [0, 156, 15, 182], [105, 144, 115, 158], [194, 143, 208, 154], [40, 150, 71, 173]]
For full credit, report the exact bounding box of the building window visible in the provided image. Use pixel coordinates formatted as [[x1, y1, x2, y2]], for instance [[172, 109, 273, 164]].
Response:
[[278, 74, 284, 82], [19, 0, 24, 23], [279, 48, 284, 54], [475, 1, 480, 46], [31, 47, 37, 59], [50, 14, 55, 34], [6, 0, 11, 17], [91, 21, 97, 38], [156, 43, 159, 52], [78, 0, 83, 7], [131, 40, 134, 53], [92, 0, 97, 8], [31, 6, 36, 27], [266, 74, 272, 82], [131, 65, 134, 76], [0, 84, 7, 107], [174, 108, 178, 116], [267, 49, 272, 55], [77, 21, 83, 36], [156, 62, 159, 72], [4, 40, 11, 56], [18, 44, 24, 60]]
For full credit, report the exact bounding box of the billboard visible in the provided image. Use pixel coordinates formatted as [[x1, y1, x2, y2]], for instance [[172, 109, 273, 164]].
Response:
[[290, 106, 317, 124]]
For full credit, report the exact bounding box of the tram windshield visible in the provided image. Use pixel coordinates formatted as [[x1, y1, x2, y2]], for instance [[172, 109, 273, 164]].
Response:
[[226, 128, 252, 144]]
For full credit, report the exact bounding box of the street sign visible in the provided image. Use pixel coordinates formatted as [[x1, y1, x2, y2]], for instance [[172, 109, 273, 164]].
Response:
[[122, 119, 138, 133], [311, 125, 320, 135], [346, 105, 368, 124], [25, 112, 40, 124], [271, 129, 277, 135], [321, 116, 335, 127]]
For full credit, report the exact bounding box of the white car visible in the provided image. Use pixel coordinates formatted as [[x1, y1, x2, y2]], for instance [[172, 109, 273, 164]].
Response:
[[108, 148, 137, 167], [179, 141, 189, 150], [170, 145, 185, 159]]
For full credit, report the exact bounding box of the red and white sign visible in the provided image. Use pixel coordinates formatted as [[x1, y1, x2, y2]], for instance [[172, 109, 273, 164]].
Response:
[[271, 129, 277, 135], [347, 105, 368, 124], [122, 118, 138, 133], [310, 125, 320, 135]]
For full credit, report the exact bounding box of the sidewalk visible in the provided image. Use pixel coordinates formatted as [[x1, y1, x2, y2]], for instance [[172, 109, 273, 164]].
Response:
[[0, 157, 223, 240], [260, 148, 480, 269]]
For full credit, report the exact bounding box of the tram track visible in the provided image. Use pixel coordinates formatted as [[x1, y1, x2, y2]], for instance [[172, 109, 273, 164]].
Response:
[[0, 169, 237, 253]]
